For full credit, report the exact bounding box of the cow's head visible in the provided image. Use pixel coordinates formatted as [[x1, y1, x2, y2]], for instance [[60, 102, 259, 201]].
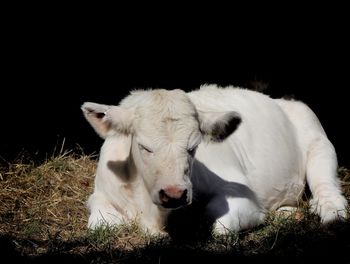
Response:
[[82, 89, 241, 209]]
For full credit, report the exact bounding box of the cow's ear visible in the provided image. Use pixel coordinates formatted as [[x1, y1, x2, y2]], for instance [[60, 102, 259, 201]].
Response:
[[198, 110, 242, 142], [81, 102, 134, 139]]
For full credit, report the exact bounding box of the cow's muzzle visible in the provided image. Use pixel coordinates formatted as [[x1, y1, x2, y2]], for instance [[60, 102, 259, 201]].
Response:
[[159, 186, 189, 209]]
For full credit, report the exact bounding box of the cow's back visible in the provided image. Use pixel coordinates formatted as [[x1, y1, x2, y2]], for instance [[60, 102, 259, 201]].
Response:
[[188, 85, 305, 209]]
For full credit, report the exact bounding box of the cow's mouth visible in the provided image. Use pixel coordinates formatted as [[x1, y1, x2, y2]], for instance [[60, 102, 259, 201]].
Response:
[[159, 189, 190, 209]]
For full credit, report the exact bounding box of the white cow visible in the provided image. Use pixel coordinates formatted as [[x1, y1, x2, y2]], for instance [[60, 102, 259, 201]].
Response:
[[81, 84, 348, 235]]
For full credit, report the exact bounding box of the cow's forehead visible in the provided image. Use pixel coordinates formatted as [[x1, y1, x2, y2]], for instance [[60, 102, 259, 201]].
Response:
[[121, 89, 200, 143], [135, 118, 201, 149], [121, 89, 198, 122], [140, 90, 196, 116]]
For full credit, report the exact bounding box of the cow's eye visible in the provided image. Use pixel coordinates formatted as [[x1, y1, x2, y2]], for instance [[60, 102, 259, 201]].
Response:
[[187, 146, 198, 156], [138, 144, 153, 154]]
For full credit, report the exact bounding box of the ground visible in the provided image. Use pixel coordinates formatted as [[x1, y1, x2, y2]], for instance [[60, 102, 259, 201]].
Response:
[[0, 152, 349, 263]]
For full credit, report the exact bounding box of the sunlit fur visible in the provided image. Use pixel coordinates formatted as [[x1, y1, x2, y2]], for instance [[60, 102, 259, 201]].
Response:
[[82, 85, 348, 234]]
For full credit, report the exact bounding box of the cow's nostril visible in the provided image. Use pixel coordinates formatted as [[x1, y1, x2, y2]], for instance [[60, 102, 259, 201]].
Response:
[[159, 189, 170, 203], [181, 189, 188, 199]]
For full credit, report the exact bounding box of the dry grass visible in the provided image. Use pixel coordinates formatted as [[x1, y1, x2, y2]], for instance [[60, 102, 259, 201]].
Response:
[[0, 152, 94, 241], [0, 152, 350, 263]]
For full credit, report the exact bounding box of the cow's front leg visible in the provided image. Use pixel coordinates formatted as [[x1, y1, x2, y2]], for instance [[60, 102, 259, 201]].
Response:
[[208, 197, 265, 234], [87, 192, 124, 229]]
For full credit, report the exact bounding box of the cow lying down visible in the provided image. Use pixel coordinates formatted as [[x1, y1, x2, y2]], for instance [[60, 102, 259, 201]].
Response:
[[82, 84, 348, 235]]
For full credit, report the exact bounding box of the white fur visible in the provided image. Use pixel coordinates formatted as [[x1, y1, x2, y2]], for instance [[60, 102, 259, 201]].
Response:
[[82, 85, 348, 234]]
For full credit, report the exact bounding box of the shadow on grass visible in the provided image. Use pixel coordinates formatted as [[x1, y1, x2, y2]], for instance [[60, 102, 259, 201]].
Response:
[[2, 220, 350, 264]]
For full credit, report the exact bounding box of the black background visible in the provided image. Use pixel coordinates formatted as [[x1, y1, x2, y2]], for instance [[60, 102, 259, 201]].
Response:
[[1, 9, 349, 167]]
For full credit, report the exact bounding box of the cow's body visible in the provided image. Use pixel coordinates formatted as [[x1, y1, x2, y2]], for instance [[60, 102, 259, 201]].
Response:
[[82, 85, 347, 234]]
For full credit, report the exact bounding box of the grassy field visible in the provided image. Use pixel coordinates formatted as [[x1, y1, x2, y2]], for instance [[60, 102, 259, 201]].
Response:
[[0, 152, 349, 263]]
